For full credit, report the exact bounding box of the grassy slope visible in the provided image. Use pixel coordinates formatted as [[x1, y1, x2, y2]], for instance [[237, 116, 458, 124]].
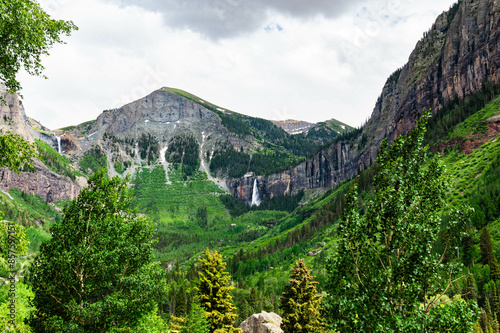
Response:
[[131, 164, 289, 263]]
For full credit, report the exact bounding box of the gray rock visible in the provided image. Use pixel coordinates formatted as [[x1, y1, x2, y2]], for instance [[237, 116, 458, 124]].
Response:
[[239, 311, 283, 333]]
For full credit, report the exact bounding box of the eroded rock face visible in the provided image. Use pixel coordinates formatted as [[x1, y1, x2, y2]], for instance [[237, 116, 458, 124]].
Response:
[[0, 85, 34, 141], [0, 161, 83, 202], [0, 88, 83, 202], [227, 151, 335, 201], [231, 0, 500, 200], [239, 311, 283, 333]]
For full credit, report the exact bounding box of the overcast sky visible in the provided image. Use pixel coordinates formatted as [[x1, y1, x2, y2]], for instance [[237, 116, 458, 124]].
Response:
[[18, 0, 458, 130]]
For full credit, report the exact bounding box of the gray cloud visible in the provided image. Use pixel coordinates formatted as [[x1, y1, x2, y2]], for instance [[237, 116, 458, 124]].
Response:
[[109, 0, 362, 39]]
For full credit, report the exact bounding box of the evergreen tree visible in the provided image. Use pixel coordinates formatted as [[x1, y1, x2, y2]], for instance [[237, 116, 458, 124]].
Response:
[[486, 299, 494, 322], [492, 257, 500, 282], [28, 170, 165, 332], [175, 285, 188, 317], [493, 284, 500, 317], [238, 299, 252, 323], [464, 274, 478, 301], [474, 321, 484, 333], [279, 259, 324, 333], [481, 309, 494, 333], [249, 288, 260, 313], [481, 227, 495, 266], [463, 234, 475, 267], [196, 248, 242, 333], [180, 302, 210, 333]]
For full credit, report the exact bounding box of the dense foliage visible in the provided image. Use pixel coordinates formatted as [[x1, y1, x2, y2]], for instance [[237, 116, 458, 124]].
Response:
[[166, 135, 200, 177], [219, 190, 304, 216], [78, 145, 107, 174], [0, 0, 77, 94], [0, 132, 36, 173], [210, 144, 306, 178], [28, 170, 165, 332], [138, 133, 160, 164], [425, 81, 500, 144], [323, 111, 478, 332], [35, 139, 78, 180]]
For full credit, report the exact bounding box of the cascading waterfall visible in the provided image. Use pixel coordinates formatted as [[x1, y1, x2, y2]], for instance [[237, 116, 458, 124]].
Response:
[[251, 179, 261, 206], [56, 136, 62, 154]]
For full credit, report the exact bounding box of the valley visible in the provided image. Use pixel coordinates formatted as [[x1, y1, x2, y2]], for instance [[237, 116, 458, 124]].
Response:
[[1, 0, 500, 331]]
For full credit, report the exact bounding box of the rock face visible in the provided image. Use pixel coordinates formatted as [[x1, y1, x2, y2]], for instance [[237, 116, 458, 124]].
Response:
[[0, 84, 35, 141], [271, 119, 315, 134], [0, 87, 83, 201], [0, 161, 83, 202], [227, 150, 334, 202], [87, 89, 248, 155], [239, 311, 283, 333], [230, 0, 500, 201]]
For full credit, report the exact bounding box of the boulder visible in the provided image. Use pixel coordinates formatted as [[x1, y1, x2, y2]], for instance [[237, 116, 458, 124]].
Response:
[[239, 311, 283, 333]]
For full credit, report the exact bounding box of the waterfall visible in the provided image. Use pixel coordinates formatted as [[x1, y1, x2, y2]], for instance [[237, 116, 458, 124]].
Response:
[[56, 136, 62, 154], [251, 179, 261, 206]]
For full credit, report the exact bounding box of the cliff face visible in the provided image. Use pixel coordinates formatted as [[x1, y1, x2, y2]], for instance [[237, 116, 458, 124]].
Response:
[[81, 89, 256, 164], [0, 85, 34, 141], [0, 88, 83, 201], [0, 161, 82, 202], [229, 0, 500, 201]]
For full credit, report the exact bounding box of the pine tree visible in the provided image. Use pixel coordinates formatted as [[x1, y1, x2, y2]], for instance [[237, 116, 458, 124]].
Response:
[[464, 274, 478, 301], [493, 284, 500, 318], [175, 285, 188, 317], [196, 248, 242, 333], [238, 299, 252, 323], [492, 257, 500, 281], [481, 309, 494, 333], [249, 287, 260, 313], [279, 259, 324, 333], [180, 302, 210, 333], [474, 321, 484, 333], [486, 298, 494, 320], [492, 314, 500, 333], [481, 227, 495, 266]]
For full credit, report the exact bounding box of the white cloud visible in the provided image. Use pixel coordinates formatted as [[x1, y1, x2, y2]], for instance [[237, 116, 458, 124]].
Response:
[[18, 0, 458, 129]]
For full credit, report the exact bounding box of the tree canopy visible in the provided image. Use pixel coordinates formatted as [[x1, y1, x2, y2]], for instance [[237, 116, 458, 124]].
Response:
[[323, 110, 479, 332], [28, 170, 165, 332], [0, 0, 77, 94], [0, 132, 36, 173]]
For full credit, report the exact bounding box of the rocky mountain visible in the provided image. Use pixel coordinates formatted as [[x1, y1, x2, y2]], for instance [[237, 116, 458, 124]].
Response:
[[0, 85, 84, 202], [271, 120, 314, 134], [50, 87, 353, 194], [2, 0, 498, 206], [228, 0, 500, 202], [0, 83, 353, 205]]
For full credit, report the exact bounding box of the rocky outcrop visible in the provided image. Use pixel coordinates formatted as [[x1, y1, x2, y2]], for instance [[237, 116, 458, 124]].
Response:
[[234, 0, 500, 200], [436, 114, 500, 154], [0, 87, 84, 201], [0, 84, 35, 141], [271, 119, 315, 134], [239, 311, 283, 333], [227, 150, 335, 201], [0, 160, 83, 202]]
